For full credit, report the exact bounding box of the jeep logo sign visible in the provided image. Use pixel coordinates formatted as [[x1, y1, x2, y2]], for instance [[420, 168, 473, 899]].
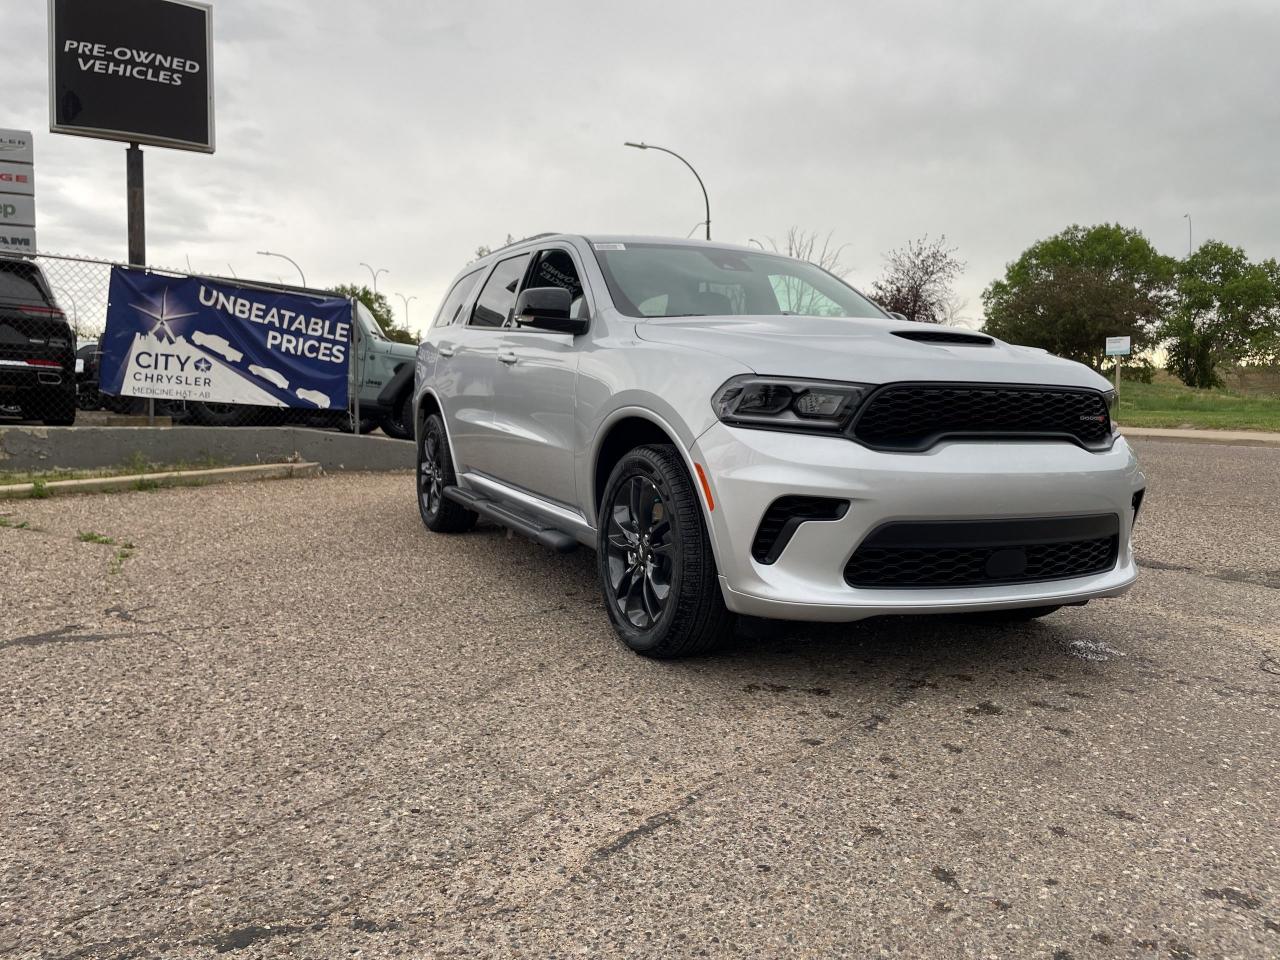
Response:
[[49, 0, 215, 153]]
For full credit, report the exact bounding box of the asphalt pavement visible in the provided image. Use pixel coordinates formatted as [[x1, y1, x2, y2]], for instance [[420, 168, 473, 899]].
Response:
[[1, 438, 1277, 959]]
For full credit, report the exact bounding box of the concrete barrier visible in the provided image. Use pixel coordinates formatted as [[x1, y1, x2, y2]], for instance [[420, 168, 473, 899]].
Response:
[[0, 425, 412, 474]]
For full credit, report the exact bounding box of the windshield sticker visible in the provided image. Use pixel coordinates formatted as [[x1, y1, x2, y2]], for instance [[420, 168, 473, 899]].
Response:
[[593, 242, 626, 251]]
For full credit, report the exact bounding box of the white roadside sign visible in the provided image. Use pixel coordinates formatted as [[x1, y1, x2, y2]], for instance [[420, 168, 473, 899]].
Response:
[[0, 129, 34, 164], [0, 128, 35, 253], [1105, 336, 1132, 357], [0, 160, 33, 195]]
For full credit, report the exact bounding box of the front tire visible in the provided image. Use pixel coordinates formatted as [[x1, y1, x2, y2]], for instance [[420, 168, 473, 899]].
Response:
[[417, 412, 477, 533], [379, 393, 414, 440], [597, 444, 732, 658]]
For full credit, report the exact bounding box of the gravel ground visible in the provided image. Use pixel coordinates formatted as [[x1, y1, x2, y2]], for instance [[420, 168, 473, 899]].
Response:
[[1, 438, 1276, 960]]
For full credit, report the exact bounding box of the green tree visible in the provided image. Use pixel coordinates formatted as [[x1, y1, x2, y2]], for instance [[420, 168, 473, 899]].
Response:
[[1163, 241, 1280, 389], [982, 224, 1176, 370], [331, 283, 416, 344]]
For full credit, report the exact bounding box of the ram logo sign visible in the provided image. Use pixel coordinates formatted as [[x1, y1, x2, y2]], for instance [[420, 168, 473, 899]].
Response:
[[99, 267, 352, 408]]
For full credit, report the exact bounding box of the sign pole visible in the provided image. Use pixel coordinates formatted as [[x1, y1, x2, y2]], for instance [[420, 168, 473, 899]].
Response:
[[125, 142, 154, 423], [126, 144, 145, 266]]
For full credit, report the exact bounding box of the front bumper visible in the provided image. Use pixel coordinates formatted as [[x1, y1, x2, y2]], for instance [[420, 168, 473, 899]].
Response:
[[692, 423, 1145, 622]]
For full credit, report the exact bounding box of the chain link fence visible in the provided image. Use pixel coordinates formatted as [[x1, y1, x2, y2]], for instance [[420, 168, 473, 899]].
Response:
[[0, 252, 414, 439]]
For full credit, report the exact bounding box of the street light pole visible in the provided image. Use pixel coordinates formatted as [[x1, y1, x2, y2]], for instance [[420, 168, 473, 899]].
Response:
[[1183, 213, 1193, 256], [256, 250, 306, 286], [396, 293, 417, 328], [624, 141, 711, 241], [360, 262, 388, 293]]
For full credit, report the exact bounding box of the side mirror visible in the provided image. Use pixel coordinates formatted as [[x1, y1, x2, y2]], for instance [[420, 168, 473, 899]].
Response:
[[514, 286, 588, 335], [889, 311, 908, 322]]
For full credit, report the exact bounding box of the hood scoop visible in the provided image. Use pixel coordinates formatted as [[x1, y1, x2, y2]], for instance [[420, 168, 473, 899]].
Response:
[[892, 329, 993, 346]]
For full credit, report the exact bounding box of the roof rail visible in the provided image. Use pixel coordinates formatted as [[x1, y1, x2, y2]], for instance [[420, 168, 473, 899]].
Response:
[[489, 232, 560, 255]]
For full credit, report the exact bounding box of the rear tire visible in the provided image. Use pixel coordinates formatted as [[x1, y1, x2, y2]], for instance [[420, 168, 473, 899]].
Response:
[[39, 390, 77, 426], [417, 413, 477, 533], [597, 444, 733, 658]]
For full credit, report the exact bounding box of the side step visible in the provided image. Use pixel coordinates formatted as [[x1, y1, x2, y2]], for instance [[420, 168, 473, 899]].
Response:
[[443, 485, 579, 553]]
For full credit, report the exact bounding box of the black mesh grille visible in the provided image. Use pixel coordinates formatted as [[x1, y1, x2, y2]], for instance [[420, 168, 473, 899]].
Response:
[[751, 496, 849, 564], [844, 515, 1120, 589], [851, 384, 1112, 451]]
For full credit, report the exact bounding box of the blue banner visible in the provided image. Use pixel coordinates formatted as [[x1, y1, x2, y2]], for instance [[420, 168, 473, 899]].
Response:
[[100, 267, 352, 409]]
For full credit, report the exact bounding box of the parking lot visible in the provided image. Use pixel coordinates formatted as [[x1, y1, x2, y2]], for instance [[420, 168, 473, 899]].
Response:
[[2, 438, 1277, 959]]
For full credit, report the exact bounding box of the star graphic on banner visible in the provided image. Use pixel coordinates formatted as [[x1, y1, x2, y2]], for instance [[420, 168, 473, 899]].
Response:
[[194, 358, 212, 372], [132, 287, 196, 344]]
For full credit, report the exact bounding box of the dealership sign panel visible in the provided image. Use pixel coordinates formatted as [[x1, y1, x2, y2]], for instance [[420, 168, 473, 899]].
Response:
[[0, 129, 35, 253], [49, 0, 214, 152], [100, 268, 352, 408]]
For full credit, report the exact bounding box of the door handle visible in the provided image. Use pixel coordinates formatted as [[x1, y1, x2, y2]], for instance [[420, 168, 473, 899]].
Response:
[[438, 346, 456, 358], [498, 350, 518, 365]]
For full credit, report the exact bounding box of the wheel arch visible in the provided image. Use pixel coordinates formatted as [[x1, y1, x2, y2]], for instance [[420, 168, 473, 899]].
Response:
[[589, 408, 717, 543]]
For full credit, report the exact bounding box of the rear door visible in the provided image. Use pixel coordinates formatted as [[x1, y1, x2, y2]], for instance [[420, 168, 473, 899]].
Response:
[[492, 246, 588, 506], [436, 253, 529, 478]]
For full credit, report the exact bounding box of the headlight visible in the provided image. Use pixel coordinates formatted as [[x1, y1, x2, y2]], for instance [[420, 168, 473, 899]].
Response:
[[712, 376, 870, 432], [1102, 388, 1117, 414]]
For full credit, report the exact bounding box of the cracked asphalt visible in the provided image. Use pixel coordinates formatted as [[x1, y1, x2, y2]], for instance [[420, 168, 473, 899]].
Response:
[[1, 438, 1277, 959]]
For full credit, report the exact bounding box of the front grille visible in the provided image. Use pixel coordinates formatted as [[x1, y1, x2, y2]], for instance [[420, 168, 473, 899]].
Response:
[[851, 383, 1112, 451], [751, 496, 848, 564], [844, 514, 1120, 589]]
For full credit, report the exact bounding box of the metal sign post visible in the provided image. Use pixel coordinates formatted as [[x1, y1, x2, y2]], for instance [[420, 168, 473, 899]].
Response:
[[1105, 336, 1132, 396], [125, 142, 153, 423]]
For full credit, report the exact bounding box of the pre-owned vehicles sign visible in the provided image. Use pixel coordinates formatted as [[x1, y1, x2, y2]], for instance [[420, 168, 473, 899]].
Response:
[[48, 0, 214, 153], [100, 268, 352, 408]]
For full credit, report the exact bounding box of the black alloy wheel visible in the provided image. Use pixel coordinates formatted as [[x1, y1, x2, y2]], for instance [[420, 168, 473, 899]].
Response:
[[605, 474, 675, 630], [417, 413, 476, 533], [597, 444, 732, 658]]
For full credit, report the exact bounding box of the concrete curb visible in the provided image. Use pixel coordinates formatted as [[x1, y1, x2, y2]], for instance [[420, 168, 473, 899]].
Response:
[[0, 425, 412, 473], [0, 462, 321, 500], [1122, 426, 1280, 447]]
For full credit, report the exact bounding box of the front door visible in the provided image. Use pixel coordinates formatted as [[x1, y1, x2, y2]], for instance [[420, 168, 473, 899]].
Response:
[[491, 247, 586, 507]]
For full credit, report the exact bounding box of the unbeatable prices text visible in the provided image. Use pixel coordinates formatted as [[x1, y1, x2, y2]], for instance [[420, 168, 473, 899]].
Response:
[[198, 286, 349, 364]]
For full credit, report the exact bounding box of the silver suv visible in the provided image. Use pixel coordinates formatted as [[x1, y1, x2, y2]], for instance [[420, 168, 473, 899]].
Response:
[[412, 235, 1145, 658]]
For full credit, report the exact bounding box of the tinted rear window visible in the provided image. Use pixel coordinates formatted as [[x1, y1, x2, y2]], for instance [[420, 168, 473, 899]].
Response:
[[0, 267, 45, 302]]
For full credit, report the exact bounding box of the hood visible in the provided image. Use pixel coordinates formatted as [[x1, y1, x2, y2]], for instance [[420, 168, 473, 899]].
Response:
[[633, 315, 1108, 390]]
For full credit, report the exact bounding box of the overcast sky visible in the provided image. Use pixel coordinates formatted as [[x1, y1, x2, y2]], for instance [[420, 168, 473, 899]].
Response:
[[8, 0, 1280, 332]]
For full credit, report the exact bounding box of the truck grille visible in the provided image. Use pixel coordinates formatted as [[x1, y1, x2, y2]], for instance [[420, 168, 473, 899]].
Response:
[[851, 384, 1112, 451], [844, 514, 1120, 589]]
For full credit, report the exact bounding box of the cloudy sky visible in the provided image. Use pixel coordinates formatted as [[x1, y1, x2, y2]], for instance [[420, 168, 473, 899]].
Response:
[[8, 0, 1280, 332]]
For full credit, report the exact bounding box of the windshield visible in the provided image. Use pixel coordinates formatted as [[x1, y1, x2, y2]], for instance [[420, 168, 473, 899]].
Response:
[[591, 242, 886, 320], [355, 302, 387, 340]]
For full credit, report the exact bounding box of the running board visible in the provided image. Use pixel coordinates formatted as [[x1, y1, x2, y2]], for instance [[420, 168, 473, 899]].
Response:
[[443, 485, 579, 553]]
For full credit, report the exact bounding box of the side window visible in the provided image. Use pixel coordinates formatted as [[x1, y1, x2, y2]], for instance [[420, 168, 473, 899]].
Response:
[[523, 248, 589, 322], [469, 254, 530, 328], [433, 269, 482, 328]]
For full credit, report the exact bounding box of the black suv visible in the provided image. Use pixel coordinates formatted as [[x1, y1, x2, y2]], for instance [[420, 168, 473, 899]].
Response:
[[0, 257, 76, 425]]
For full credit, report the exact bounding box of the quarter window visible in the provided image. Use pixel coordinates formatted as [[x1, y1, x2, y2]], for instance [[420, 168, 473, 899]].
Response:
[[469, 255, 530, 328], [433, 269, 483, 327]]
